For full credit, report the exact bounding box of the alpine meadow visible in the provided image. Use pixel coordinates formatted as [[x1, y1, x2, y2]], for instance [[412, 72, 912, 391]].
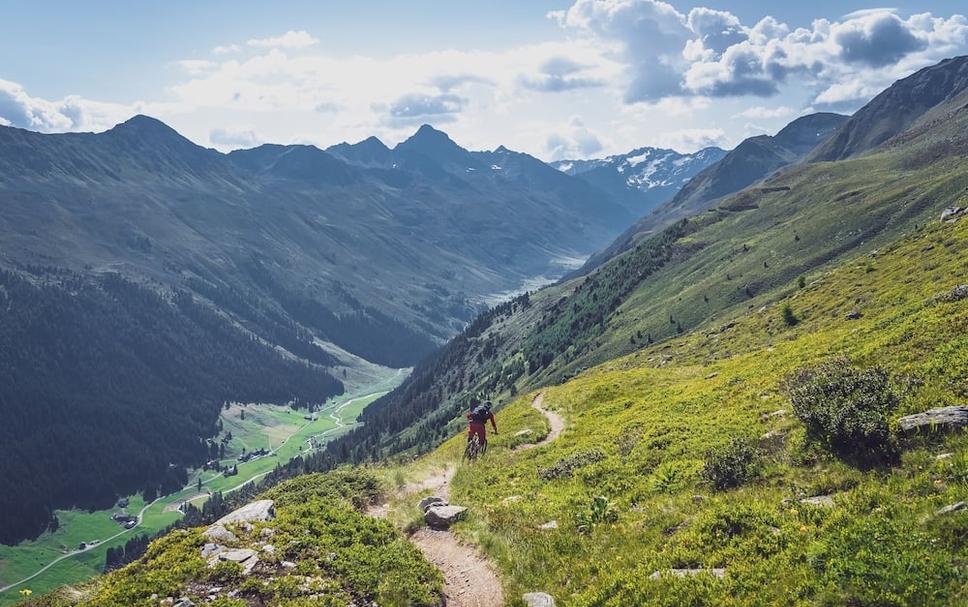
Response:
[[1, 2, 967, 606]]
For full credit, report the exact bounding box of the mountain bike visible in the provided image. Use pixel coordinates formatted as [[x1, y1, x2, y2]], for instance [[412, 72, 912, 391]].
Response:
[[463, 434, 487, 461]]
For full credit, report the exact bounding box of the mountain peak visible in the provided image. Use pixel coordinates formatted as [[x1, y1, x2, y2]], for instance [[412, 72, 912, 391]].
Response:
[[400, 124, 454, 147]]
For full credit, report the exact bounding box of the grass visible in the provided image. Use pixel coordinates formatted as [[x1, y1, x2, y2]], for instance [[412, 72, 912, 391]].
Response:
[[0, 368, 406, 606], [413, 218, 968, 606], [20, 470, 443, 607]]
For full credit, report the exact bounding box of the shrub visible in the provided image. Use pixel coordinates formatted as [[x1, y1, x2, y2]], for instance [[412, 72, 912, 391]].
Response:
[[783, 357, 899, 462], [701, 437, 761, 490], [781, 304, 799, 326], [539, 448, 606, 480], [576, 495, 618, 534]]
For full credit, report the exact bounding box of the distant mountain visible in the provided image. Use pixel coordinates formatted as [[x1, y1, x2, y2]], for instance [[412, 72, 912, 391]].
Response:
[[551, 146, 726, 215], [581, 112, 848, 271], [0, 118, 631, 543], [810, 55, 968, 162]]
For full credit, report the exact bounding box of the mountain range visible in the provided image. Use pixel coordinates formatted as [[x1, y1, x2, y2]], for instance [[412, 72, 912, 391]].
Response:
[[0, 119, 635, 543], [328, 54, 968, 467], [551, 146, 726, 215]]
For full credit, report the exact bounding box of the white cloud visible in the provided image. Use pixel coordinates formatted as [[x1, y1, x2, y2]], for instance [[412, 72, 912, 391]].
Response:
[[213, 44, 242, 55], [554, 1, 968, 108], [732, 105, 795, 119], [0, 78, 133, 132], [209, 126, 261, 150], [246, 30, 319, 49], [653, 127, 728, 152], [544, 115, 604, 160]]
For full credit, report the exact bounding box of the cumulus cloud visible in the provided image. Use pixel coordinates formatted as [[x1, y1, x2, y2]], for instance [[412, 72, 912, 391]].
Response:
[[654, 127, 728, 152], [380, 92, 465, 126], [428, 73, 495, 92], [213, 44, 242, 55], [209, 126, 261, 149], [553, 1, 968, 107], [544, 115, 603, 160], [519, 56, 604, 92], [247, 30, 319, 49], [732, 105, 795, 119], [0, 78, 133, 132]]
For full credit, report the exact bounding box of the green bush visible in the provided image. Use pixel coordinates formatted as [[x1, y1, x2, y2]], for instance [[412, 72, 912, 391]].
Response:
[[781, 304, 799, 326], [701, 437, 761, 490], [576, 495, 618, 534], [783, 358, 899, 462]]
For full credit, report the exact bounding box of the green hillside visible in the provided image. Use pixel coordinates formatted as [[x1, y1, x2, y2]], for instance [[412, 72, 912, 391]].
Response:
[[419, 216, 968, 606]]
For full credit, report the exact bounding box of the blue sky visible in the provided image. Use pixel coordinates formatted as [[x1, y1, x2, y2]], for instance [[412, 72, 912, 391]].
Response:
[[2, 1, 968, 159]]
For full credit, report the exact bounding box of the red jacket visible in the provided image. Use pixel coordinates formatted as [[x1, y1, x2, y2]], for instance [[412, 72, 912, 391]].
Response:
[[466, 410, 497, 433]]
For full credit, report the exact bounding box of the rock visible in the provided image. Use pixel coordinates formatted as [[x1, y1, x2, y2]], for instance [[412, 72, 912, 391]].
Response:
[[692, 495, 706, 504], [935, 285, 968, 303], [845, 311, 863, 320], [762, 409, 787, 419], [704, 372, 719, 380], [262, 544, 275, 554], [173, 599, 194, 607], [210, 548, 260, 575], [259, 527, 276, 539], [281, 560, 297, 569], [539, 520, 558, 530], [940, 207, 964, 223], [523, 592, 556, 607], [202, 524, 237, 543], [418, 496, 448, 512], [200, 543, 224, 559], [515, 429, 533, 437], [898, 406, 968, 433], [936, 502, 966, 515], [649, 568, 726, 580], [214, 500, 275, 526], [800, 495, 836, 508], [425, 505, 467, 529], [501, 495, 523, 504], [936, 452, 954, 460]]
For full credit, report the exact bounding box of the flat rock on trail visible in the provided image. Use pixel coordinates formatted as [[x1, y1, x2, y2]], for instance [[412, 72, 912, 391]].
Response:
[[368, 393, 561, 607]]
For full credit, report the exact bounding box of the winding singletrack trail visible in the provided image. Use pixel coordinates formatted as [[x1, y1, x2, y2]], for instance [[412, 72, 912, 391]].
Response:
[[369, 392, 563, 607]]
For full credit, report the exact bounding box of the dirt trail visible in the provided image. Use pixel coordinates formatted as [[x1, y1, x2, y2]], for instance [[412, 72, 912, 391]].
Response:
[[368, 392, 562, 607]]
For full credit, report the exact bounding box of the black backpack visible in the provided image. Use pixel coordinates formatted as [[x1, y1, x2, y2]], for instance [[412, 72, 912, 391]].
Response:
[[470, 402, 492, 424]]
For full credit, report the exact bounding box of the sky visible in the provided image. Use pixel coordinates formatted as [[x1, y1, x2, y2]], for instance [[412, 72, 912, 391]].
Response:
[[1, 0, 967, 160]]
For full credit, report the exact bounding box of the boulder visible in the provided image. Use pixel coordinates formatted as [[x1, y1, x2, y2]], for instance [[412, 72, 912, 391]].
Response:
[[200, 543, 224, 559], [898, 406, 968, 433], [937, 502, 966, 515], [210, 548, 260, 575], [523, 592, 556, 607], [800, 495, 836, 508], [425, 505, 467, 529], [649, 568, 726, 580], [214, 500, 275, 526], [940, 207, 964, 223], [935, 285, 968, 303], [202, 524, 237, 543], [418, 496, 448, 512]]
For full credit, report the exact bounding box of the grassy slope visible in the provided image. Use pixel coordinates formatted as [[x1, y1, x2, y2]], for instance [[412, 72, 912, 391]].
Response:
[[428, 217, 967, 606], [21, 470, 443, 607], [0, 366, 404, 606]]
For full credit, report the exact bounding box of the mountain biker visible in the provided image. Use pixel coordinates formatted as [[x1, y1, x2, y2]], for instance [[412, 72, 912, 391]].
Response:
[[466, 397, 497, 451]]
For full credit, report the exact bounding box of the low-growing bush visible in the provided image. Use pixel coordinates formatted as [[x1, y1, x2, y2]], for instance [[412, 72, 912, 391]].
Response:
[[576, 495, 618, 534], [539, 448, 606, 480], [701, 437, 761, 490], [783, 357, 899, 463]]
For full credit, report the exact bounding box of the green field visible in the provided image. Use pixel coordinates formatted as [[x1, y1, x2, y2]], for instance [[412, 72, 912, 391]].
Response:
[[0, 366, 406, 605]]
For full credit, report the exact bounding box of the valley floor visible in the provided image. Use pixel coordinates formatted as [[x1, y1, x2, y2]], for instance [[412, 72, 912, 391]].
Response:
[[0, 366, 407, 606]]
